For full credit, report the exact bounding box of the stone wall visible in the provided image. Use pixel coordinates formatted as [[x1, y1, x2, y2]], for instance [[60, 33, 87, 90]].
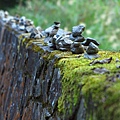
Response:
[[1, 17, 120, 120], [0, 21, 63, 119]]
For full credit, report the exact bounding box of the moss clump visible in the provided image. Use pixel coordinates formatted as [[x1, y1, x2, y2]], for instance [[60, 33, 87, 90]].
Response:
[[57, 51, 120, 119]]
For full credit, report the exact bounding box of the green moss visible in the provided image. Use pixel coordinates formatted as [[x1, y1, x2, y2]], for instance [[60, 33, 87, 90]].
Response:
[[19, 35, 46, 53], [57, 51, 120, 119]]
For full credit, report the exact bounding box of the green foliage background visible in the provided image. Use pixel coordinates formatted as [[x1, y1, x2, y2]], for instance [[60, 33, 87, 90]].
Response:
[[8, 0, 120, 51]]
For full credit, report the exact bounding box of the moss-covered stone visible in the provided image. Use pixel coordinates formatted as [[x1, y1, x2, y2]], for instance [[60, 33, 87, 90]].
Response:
[[56, 51, 120, 119], [24, 35, 120, 119], [20, 34, 120, 119]]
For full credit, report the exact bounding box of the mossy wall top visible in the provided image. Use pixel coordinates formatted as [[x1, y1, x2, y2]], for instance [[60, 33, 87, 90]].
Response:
[[0, 19, 120, 120]]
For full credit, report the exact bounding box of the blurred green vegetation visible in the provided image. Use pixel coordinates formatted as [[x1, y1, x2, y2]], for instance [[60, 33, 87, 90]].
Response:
[[8, 0, 120, 51]]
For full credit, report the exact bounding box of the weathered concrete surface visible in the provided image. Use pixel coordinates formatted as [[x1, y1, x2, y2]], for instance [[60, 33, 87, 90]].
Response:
[[1, 20, 120, 120]]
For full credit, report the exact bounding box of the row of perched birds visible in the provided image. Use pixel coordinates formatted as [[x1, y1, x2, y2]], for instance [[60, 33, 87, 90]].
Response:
[[0, 10, 100, 55]]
